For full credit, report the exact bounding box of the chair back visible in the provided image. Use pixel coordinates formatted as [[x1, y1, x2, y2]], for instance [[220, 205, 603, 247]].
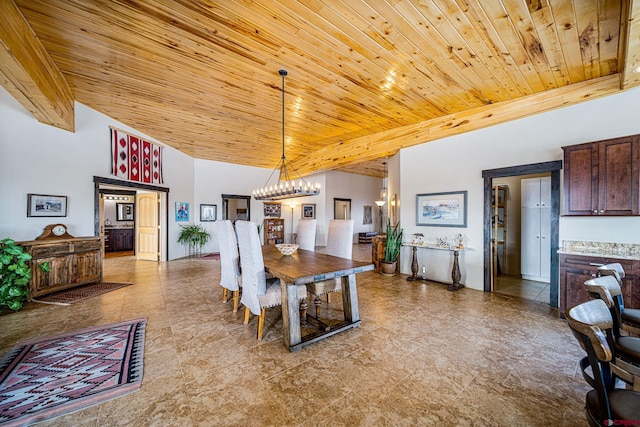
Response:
[[566, 299, 627, 425], [296, 219, 317, 251], [598, 263, 625, 284], [326, 220, 354, 259], [585, 275, 625, 336], [216, 220, 240, 291], [236, 221, 267, 315]]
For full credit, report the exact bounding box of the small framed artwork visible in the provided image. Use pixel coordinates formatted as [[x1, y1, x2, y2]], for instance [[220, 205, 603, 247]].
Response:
[[363, 205, 372, 224], [263, 202, 281, 217], [416, 191, 467, 227], [301, 203, 316, 219], [200, 204, 217, 222], [27, 194, 68, 217], [175, 202, 190, 222]]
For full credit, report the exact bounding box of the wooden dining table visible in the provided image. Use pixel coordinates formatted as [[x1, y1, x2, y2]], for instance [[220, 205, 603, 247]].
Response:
[[262, 245, 374, 352]]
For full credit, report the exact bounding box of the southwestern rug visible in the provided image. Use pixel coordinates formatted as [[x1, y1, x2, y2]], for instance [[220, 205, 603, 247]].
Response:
[[0, 318, 146, 426], [31, 282, 133, 306]]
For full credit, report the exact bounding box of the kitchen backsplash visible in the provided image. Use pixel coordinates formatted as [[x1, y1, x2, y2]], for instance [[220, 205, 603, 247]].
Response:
[[561, 240, 640, 259]]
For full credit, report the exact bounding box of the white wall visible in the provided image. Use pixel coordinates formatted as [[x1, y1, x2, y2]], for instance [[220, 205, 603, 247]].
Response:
[[0, 87, 205, 259], [398, 85, 640, 290], [322, 171, 381, 245]]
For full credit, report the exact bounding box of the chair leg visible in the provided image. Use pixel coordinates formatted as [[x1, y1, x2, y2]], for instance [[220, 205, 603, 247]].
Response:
[[232, 290, 240, 313], [257, 308, 266, 340], [243, 307, 251, 324], [222, 288, 229, 303]]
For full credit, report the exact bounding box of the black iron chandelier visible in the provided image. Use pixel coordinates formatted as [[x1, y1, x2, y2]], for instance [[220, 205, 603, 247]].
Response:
[[253, 69, 321, 201]]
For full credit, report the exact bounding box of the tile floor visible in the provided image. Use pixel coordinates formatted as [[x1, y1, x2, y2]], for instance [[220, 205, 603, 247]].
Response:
[[493, 274, 551, 305], [0, 245, 591, 426]]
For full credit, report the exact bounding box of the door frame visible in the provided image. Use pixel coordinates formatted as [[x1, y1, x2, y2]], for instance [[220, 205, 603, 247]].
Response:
[[481, 161, 562, 307], [93, 176, 170, 260]]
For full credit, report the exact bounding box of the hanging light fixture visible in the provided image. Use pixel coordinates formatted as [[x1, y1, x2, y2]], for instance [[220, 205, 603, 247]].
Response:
[[375, 161, 387, 233], [379, 161, 387, 199], [253, 69, 321, 201]]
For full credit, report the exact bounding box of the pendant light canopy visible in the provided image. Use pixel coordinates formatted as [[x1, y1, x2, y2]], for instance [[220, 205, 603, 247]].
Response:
[[253, 70, 321, 201]]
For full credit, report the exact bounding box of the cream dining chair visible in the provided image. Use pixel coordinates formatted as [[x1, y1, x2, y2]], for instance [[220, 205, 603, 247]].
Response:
[[235, 220, 307, 340], [296, 219, 317, 251], [306, 219, 354, 319], [216, 220, 241, 312]]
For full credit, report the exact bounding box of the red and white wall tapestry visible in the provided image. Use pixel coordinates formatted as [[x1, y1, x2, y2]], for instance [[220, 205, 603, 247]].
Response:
[[110, 127, 163, 184]]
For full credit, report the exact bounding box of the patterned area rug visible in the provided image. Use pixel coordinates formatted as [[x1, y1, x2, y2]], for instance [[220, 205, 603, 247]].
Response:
[[31, 282, 133, 306], [0, 318, 146, 426], [199, 253, 220, 260]]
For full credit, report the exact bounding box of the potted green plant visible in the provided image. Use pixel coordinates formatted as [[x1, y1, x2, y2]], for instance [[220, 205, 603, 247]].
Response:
[[177, 224, 211, 257], [381, 219, 403, 275], [0, 238, 33, 311]]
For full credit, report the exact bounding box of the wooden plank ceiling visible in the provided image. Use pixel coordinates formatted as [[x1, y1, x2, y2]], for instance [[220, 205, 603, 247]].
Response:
[[2, 0, 639, 178]]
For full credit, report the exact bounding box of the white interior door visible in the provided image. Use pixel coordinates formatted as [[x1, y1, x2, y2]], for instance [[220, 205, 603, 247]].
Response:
[[136, 192, 159, 261]]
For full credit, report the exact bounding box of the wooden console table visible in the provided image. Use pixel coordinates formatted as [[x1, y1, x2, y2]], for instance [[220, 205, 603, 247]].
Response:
[[403, 243, 466, 291]]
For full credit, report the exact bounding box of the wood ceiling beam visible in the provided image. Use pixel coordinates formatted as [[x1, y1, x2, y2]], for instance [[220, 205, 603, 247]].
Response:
[[621, 0, 640, 89], [0, 0, 74, 131], [291, 74, 621, 176]]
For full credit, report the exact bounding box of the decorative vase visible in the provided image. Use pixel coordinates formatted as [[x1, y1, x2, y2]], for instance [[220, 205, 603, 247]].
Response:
[[380, 260, 397, 276]]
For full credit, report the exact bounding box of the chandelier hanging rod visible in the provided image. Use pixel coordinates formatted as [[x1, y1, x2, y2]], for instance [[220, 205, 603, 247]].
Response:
[[253, 69, 321, 201]]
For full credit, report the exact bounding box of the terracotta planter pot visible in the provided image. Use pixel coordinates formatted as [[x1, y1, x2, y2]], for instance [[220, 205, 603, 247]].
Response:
[[380, 260, 397, 276]]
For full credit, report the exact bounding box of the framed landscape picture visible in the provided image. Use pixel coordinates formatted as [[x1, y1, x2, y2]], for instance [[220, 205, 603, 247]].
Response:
[[27, 194, 67, 217], [416, 191, 467, 227]]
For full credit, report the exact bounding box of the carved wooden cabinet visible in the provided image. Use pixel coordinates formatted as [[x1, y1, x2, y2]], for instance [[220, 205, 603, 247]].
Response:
[[562, 134, 640, 216], [371, 235, 386, 271], [559, 253, 640, 317], [20, 237, 103, 298]]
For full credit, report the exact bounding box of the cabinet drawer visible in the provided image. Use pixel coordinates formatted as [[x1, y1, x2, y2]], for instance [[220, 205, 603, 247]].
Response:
[[72, 239, 102, 252]]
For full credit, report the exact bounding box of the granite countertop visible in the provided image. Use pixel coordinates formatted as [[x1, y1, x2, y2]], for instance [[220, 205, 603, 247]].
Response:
[[558, 240, 640, 260], [105, 225, 134, 229]]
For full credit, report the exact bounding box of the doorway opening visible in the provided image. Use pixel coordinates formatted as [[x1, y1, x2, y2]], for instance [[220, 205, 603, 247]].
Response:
[[94, 176, 169, 261], [221, 194, 251, 223], [482, 161, 562, 307]]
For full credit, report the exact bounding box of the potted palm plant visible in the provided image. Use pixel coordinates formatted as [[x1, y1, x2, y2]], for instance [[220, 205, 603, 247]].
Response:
[[381, 219, 403, 275], [177, 224, 211, 257]]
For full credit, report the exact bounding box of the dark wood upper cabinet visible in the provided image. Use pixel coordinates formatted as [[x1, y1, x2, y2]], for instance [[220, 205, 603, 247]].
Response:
[[562, 134, 640, 216]]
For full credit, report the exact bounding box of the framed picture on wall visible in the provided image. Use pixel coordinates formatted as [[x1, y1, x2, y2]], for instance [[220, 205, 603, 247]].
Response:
[[301, 203, 316, 219], [263, 202, 281, 217], [200, 204, 217, 221], [27, 194, 68, 217], [416, 191, 467, 227], [175, 202, 190, 222]]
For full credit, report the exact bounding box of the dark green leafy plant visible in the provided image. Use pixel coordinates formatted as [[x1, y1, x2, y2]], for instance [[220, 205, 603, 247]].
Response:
[[383, 219, 403, 263], [0, 238, 32, 311], [177, 223, 211, 257]]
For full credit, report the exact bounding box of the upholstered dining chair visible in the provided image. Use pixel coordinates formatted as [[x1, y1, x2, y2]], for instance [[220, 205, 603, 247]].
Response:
[[306, 219, 354, 319], [596, 263, 640, 336], [296, 219, 317, 251], [216, 220, 241, 313], [235, 220, 307, 340], [566, 299, 640, 426]]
